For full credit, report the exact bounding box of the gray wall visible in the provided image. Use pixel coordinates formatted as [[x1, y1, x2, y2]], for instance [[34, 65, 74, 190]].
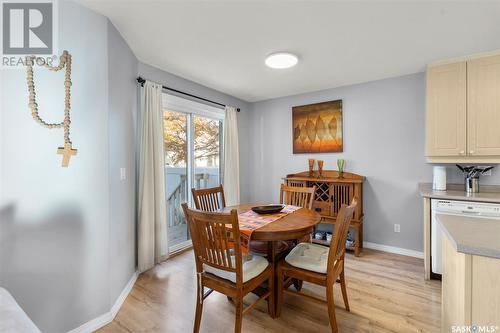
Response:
[[243, 73, 432, 251], [107, 22, 138, 308], [0, 1, 137, 332]]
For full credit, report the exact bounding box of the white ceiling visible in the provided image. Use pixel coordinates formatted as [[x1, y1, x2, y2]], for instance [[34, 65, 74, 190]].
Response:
[[78, 0, 500, 102]]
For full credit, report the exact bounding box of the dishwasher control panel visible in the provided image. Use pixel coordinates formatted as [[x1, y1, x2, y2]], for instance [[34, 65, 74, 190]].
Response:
[[434, 200, 500, 218]]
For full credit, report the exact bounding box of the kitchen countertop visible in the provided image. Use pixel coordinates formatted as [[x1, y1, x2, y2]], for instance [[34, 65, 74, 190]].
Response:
[[436, 213, 500, 259], [419, 182, 500, 203]]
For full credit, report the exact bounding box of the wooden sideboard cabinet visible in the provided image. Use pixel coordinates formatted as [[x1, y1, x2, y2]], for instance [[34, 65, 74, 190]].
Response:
[[284, 170, 364, 256], [426, 52, 500, 163]]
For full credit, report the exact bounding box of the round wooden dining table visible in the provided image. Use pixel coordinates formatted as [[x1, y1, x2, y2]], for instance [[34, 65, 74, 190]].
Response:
[[223, 204, 322, 317]]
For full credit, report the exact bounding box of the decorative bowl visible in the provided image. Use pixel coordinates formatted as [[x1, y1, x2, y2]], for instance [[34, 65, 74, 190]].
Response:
[[251, 204, 285, 215]]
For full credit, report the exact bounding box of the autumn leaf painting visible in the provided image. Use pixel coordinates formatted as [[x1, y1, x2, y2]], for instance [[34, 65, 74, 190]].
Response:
[[292, 100, 343, 154]]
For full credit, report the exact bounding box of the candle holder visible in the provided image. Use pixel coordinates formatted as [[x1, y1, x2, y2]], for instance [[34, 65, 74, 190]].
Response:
[[337, 159, 344, 179], [317, 160, 324, 178], [308, 159, 315, 177]]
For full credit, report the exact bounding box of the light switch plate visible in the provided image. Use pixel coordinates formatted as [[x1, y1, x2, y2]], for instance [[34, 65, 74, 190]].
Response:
[[120, 168, 126, 180], [394, 224, 400, 233]]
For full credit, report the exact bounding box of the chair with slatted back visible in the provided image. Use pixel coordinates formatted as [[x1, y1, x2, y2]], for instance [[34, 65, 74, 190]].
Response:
[[276, 198, 358, 333], [191, 185, 226, 212], [250, 184, 316, 256], [181, 203, 275, 333], [280, 184, 316, 210]]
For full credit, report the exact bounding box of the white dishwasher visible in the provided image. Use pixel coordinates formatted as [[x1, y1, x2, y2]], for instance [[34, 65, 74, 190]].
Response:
[[431, 199, 500, 274]]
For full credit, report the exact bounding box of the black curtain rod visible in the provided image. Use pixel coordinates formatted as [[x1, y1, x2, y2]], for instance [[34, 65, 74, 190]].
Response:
[[136, 77, 240, 112]]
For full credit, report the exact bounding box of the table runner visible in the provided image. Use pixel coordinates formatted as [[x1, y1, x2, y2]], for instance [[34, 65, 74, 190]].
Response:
[[234, 205, 301, 253]]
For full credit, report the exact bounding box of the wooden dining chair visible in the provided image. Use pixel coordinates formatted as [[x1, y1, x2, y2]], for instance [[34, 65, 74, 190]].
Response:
[[281, 183, 316, 244], [181, 203, 275, 333], [191, 185, 226, 212], [276, 198, 358, 333], [280, 184, 316, 209]]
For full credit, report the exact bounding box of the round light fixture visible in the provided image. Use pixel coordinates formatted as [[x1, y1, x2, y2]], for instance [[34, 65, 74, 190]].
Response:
[[265, 52, 298, 69]]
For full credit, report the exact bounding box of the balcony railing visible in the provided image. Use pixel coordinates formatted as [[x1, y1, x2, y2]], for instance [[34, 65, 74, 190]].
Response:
[[166, 173, 212, 227]]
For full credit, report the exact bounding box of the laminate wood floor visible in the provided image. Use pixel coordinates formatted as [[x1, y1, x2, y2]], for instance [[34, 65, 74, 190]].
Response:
[[98, 249, 441, 333]]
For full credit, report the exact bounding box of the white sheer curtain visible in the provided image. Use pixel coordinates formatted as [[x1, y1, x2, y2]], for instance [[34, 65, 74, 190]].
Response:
[[223, 106, 240, 206], [137, 81, 168, 272]]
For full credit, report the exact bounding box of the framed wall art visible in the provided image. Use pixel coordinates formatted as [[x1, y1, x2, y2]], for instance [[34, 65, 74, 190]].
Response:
[[292, 100, 343, 154]]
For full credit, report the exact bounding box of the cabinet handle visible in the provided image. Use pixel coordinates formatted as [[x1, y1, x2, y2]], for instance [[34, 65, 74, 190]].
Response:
[[459, 150, 465, 155], [470, 150, 475, 154]]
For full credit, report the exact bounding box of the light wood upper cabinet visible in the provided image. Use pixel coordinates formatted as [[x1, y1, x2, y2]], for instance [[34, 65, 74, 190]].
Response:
[[426, 61, 467, 156], [426, 52, 500, 161], [467, 55, 500, 156]]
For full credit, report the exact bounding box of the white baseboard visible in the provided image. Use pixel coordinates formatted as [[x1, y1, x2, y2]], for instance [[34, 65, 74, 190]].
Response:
[[67, 311, 112, 333], [110, 271, 138, 318], [363, 242, 424, 259], [68, 271, 138, 333]]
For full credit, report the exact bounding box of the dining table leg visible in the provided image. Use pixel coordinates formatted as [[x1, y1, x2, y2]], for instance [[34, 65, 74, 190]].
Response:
[[267, 240, 278, 318]]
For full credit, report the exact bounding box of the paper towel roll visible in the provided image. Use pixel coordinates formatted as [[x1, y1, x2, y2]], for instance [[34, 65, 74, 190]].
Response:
[[433, 166, 447, 191]]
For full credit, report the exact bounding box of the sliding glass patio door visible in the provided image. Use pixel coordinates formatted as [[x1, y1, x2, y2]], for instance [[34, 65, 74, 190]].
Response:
[[163, 94, 223, 253], [193, 115, 221, 191], [164, 110, 190, 252]]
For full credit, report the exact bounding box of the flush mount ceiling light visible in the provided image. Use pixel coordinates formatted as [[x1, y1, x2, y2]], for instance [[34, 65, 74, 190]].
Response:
[[265, 52, 298, 69]]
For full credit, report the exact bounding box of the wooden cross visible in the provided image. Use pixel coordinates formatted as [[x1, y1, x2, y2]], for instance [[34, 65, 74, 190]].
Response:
[[57, 143, 78, 167]]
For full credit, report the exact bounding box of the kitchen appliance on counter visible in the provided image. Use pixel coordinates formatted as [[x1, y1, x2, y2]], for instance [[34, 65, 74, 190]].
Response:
[[431, 199, 500, 275], [456, 165, 494, 193], [432, 166, 447, 191]]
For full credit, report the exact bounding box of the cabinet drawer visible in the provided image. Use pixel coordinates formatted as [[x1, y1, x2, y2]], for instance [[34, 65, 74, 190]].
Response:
[[285, 180, 307, 187], [312, 201, 331, 216]]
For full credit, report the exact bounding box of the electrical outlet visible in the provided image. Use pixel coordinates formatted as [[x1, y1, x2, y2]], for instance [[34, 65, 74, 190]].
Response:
[[394, 224, 401, 233], [120, 168, 126, 180]]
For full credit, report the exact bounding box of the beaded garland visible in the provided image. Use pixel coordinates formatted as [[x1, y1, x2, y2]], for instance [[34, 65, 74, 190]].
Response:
[[26, 50, 77, 167]]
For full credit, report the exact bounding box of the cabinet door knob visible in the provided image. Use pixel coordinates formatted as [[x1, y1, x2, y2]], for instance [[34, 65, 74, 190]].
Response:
[[470, 150, 475, 154], [459, 150, 465, 155]]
